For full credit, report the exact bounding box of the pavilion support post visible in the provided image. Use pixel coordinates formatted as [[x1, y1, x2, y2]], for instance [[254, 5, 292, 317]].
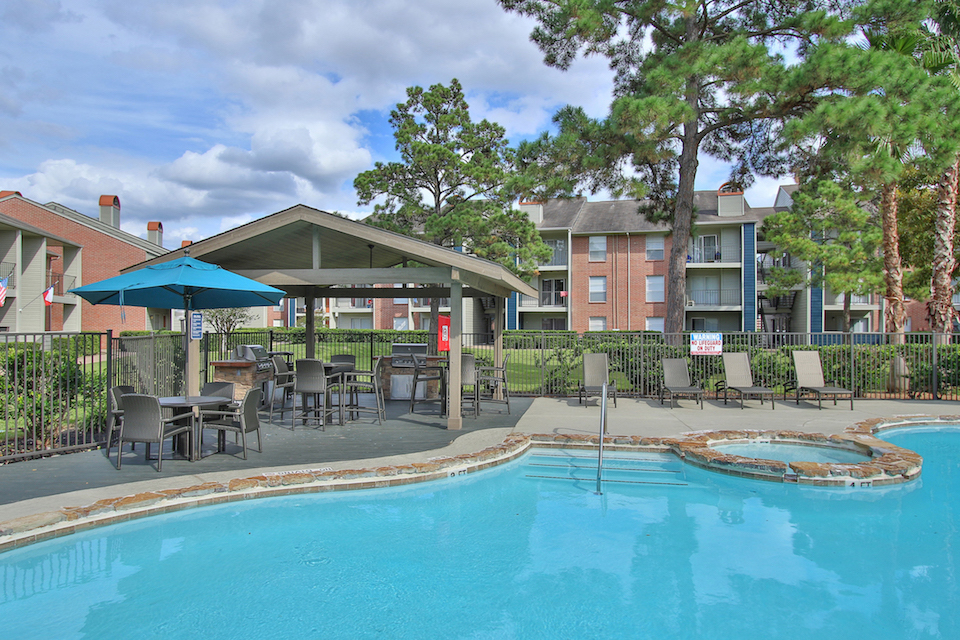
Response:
[[187, 332, 201, 396], [494, 297, 504, 400], [305, 294, 316, 359], [447, 281, 463, 430]]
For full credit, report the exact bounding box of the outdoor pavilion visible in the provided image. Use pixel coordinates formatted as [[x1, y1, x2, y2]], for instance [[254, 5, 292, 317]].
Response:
[[125, 204, 537, 430]]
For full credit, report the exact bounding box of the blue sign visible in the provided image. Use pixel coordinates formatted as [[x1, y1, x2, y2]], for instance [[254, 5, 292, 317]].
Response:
[[190, 312, 203, 340]]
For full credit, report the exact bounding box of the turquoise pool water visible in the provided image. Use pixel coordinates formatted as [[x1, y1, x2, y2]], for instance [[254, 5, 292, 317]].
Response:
[[0, 427, 957, 639], [712, 441, 871, 463]]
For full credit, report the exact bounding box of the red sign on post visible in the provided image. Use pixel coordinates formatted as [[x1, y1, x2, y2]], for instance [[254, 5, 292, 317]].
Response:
[[438, 315, 451, 352]]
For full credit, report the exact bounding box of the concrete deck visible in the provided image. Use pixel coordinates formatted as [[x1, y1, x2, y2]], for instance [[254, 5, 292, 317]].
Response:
[[0, 395, 957, 526]]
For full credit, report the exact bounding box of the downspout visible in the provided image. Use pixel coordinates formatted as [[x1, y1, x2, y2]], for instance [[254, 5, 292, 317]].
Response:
[[626, 233, 631, 331]]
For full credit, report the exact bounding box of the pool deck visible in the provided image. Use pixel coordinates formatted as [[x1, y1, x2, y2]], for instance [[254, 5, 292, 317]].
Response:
[[0, 395, 957, 532]]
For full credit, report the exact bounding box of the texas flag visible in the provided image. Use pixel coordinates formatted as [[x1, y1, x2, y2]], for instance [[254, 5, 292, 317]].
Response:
[[0, 277, 7, 307], [43, 286, 54, 306]]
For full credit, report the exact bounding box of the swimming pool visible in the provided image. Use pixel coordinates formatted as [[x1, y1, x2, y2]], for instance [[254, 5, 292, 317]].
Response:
[[0, 427, 956, 639], [711, 441, 871, 464]]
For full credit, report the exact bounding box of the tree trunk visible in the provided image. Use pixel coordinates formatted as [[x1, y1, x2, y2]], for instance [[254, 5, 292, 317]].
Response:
[[843, 293, 852, 333], [665, 15, 700, 337], [931, 156, 958, 342], [880, 181, 905, 339]]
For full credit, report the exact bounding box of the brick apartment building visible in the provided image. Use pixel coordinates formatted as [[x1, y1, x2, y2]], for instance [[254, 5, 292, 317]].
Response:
[[0, 191, 168, 333]]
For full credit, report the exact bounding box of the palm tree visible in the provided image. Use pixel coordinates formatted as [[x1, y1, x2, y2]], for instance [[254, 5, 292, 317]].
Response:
[[925, 2, 960, 338]]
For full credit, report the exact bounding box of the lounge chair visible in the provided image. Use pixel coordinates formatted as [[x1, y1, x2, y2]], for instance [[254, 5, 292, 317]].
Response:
[[791, 350, 854, 410], [659, 358, 703, 409], [718, 352, 775, 410], [579, 353, 617, 407]]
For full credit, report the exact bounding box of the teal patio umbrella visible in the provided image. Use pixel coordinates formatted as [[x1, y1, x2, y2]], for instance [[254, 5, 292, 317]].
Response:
[[69, 254, 285, 312], [70, 254, 286, 394]]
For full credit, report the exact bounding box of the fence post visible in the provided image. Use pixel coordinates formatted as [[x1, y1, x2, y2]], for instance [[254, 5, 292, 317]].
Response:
[[540, 331, 546, 395], [106, 329, 113, 396], [933, 335, 939, 401], [849, 332, 855, 397]]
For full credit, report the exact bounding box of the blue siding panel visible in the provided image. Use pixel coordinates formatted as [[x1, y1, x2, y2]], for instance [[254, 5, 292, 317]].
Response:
[[507, 292, 518, 330], [742, 223, 756, 331], [811, 287, 823, 333]]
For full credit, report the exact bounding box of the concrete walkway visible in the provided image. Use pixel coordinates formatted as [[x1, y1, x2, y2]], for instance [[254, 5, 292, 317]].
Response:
[[1, 395, 957, 526]]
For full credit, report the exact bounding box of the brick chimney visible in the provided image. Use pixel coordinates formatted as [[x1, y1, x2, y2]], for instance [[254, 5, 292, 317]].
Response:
[[147, 221, 163, 247], [717, 182, 744, 217], [99, 195, 120, 227]]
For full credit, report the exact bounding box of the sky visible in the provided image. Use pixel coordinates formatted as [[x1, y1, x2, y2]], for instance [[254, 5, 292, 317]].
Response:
[[0, 0, 788, 248]]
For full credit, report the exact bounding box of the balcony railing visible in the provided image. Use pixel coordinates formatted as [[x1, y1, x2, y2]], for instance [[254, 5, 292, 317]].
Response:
[[47, 272, 76, 296], [825, 293, 874, 306], [686, 288, 742, 306], [0, 262, 16, 289], [520, 294, 566, 308], [689, 247, 739, 264]]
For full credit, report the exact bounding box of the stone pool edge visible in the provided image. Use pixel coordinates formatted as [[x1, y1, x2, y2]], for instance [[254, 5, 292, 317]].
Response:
[[1, 414, 955, 551], [0, 434, 533, 553]]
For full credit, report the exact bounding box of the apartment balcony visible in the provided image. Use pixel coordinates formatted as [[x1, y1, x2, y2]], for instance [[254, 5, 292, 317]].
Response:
[[687, 247, 740, 265], [0, 262, 16, 289], [520, 294, 567, 309], [823, 292, 878, 308], [685, 288, 741, 308], [333, 298, 373, 311], [47, 272, 76, 296]]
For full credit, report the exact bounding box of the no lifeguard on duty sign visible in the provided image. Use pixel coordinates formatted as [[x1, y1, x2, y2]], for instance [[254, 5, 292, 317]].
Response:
[[690, 332, 722, 355]]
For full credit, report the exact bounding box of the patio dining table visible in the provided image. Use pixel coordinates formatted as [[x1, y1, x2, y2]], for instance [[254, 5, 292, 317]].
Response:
[[159, 395, 231, 461]]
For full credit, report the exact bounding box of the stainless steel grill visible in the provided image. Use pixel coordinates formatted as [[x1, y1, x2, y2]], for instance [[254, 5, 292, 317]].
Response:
[[234, 344, 274, 372], [390, 343, 428, 368]]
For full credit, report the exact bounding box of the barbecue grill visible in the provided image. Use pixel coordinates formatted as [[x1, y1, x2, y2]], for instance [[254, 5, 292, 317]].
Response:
[[234, 344, 274, 372], [390, 343, 429, 368]]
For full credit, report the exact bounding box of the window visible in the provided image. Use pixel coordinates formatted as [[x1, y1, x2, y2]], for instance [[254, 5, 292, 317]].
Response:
[[695, 235, 719, 262], [588, 236, 606, 261], [393, 283, 408, 305], [646, 235, 664, 261], [589, 276, 607, 303], [646, 275, 665, 303], [691, 317, 719, 331], [393, 317, 409, 330], [540, 278, 566, 306], [543, 318, 567, 330], [589, 317, 607, 331], [350, 317, 372, 329], [543, 239, 567, 266], [645, 317, 664, 332]]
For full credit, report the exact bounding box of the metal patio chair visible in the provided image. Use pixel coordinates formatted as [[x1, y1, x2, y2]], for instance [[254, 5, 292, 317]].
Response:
[[343, 356, 386, 424], [659, 358, 703, 409], [579, 352, 617, 407], [477, 353, 510, 414], [294, 359, 341, 429], [199, 388, 263, 459], [718, 352, 775, 410], [270, 355, 297, 422], [790, 350, 854, 410], [116, 394, 194, 471]]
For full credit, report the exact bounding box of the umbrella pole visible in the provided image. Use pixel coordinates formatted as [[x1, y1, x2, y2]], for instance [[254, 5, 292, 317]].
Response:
[[185, 297, 201, 396]]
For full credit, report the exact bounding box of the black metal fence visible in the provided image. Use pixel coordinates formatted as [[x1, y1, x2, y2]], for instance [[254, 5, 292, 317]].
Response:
[[1, 328, 958, 462]]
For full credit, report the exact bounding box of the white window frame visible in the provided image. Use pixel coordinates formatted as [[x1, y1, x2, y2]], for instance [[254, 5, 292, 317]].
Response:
[[393, 316, 409, 330], [589, 276, 607, 303], [588, 236, 607, 262], [646, 275, 665, 303], [645, 317, 664, 332], [588, 316, 607, 331], [646, 235, 664, 261]]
